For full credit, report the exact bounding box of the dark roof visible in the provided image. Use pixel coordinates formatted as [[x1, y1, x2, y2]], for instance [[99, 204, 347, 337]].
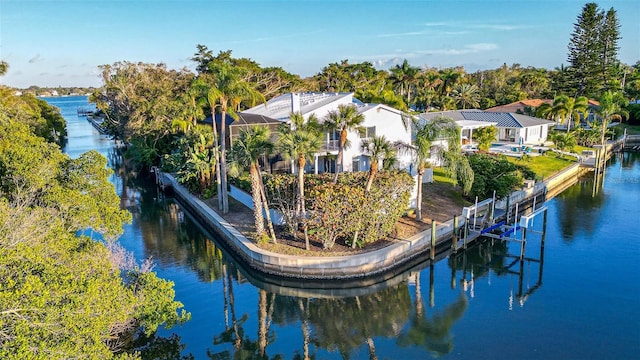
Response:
[[420, 110, 554, 128], [203, 112, 283, 127]]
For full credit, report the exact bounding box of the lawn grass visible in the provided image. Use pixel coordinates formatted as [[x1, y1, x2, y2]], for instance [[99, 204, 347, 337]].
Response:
[[507, 153, 576, 180], [432, 168, 457, 185], [574, 145, 594, 154]]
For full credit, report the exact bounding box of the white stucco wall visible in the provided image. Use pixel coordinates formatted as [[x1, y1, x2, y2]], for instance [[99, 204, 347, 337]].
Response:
[[519, 124, 552, 145]]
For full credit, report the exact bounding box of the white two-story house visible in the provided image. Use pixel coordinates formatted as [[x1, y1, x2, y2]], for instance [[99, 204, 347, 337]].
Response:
[[242, 92, 414, 175]]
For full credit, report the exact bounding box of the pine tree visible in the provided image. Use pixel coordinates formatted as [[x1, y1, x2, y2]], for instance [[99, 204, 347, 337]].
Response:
[[600, 7, 621, 91], [567, 3, 604, 98], [567, 3, 622, 98]]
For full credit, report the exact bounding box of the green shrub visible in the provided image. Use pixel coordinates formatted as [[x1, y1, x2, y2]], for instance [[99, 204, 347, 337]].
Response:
[[265, 171, 413, 249], [468, 153, 534, 200]]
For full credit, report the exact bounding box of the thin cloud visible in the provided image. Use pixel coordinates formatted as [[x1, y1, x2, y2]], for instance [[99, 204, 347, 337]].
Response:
[[378, 21, 522, 39], [419, 43, 498, 56], [423, 22, 453, 27], [470, 24, 527, 31], [423, 21, 526, 31], [376, 28, 469, 38], [377, 30, 430, 38], [29, 54, 43, 63], [219, 29, 326, 45], [442, 31, 470, 35]]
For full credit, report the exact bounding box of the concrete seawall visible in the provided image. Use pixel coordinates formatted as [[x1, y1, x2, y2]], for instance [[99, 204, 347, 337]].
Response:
[[161, 173, 466, 280], [159, 156, 593, 280]]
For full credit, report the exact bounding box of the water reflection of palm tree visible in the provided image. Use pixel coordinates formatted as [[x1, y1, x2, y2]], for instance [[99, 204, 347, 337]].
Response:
[[297, 298, 311, 360], [397, 292, 468, 357], [308, 285, 411, 358], [209, 268, 252, 359], [210, 272, 281, 359]]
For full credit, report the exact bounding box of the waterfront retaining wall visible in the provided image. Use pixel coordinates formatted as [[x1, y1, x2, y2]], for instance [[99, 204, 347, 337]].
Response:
[[159, 155, 593, 280], [161, 172, 465, 280]]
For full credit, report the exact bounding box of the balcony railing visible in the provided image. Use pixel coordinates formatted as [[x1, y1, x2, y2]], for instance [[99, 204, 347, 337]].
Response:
[[321, 139, 340, 152]]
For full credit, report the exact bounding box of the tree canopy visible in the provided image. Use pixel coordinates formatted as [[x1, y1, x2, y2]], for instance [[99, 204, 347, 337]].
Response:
[[0, 113, 188, 358], [567, 3, 621, 97]]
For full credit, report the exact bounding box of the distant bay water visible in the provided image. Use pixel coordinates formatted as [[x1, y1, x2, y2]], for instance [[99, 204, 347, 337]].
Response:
[[48, 96, 640, 359]]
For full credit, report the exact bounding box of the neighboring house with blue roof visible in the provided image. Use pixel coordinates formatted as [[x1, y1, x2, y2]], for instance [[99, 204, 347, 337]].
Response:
[[242, 92, 414, 175], [420, 110, 555, 145]]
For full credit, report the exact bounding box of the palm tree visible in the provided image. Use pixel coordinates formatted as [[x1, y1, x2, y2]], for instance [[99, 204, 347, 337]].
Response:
[[438, 67, 463, 97], [395, 116, 460, 221], [228, 126, 276, 242], [416, 69, 443, 111], [597, 91, 628, 169], [452, 84, 481, 109], [278, 112, 322, 250], [549, 131, 577, 155], [360, 135, 394, 192], [397, 292, 468, 356], [207, 63, 265, 214], [323, 104, 365, 183], [357, 88, 408, 111], [193, 76, 223, 210], [535, 102, 554, 120], [390, 59, 421, 106], [552, 95, 589, 131]]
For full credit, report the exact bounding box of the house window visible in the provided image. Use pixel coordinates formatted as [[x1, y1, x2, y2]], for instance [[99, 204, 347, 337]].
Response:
[[327, 130, 339, 141], [360, 126, 376, 138]]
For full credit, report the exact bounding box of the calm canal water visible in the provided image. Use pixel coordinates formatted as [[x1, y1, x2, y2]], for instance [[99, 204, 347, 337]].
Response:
[[50, 96, 640, 359]]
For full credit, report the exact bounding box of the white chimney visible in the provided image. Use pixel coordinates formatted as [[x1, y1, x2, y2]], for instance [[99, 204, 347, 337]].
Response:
[[291, 93, 300, 114]]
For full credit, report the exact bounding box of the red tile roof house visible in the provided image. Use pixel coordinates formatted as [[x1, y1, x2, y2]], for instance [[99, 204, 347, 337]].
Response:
[[486, 99, 552, 114]]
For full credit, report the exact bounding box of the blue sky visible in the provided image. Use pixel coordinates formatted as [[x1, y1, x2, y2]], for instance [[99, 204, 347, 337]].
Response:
[[1, 0, 638, 88]]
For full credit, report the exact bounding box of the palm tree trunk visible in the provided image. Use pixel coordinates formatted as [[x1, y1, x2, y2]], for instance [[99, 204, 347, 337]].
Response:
[[211, 110, 223, 210], [298, 156, 306, 215], [298, 156, 310, 250], [365, 163, 378, 192], [600, 119, 607, 171], [333, 128, 347, 183], [298, 298, 310, 360], [354, 164, 379, 249], [334, 146, 343, 183], [257, 166, 277, 243], [416, 170, 424, 221], [250, 165, 265, 236], [366, 337, 378, 360], [222, 265, 229, 330], [258, 289, 267, 358], [227, 270, 241, 350], [415, 272, 424, 318], [220, 108, 229, 213]]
